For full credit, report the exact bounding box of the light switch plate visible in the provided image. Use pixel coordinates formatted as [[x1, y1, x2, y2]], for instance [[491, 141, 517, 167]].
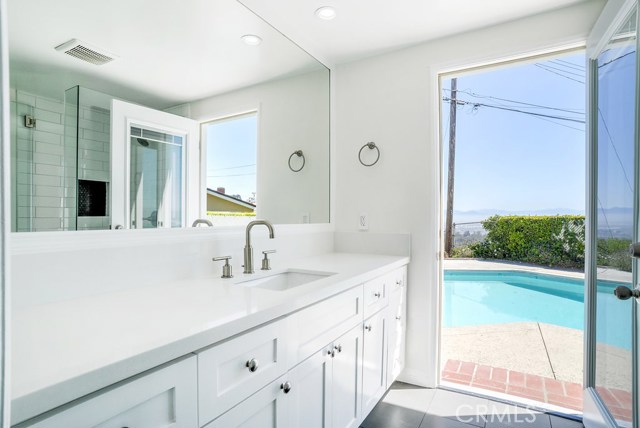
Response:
[[359, 213, 369, 231]]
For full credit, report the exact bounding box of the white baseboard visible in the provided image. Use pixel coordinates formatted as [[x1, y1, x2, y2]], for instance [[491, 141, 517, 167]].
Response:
[[396, 367, 433, 388]]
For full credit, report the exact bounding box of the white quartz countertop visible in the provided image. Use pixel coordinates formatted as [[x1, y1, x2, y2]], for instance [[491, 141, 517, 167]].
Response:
[[11, 252, 409, 424]]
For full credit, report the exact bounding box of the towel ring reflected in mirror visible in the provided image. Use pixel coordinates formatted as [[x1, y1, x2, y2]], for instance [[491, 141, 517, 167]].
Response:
[[288, 150, 305, 172], [359, 142, 380, 167]]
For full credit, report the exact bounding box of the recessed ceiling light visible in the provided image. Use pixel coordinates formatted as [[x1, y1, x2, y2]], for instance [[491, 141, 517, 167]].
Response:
[[315, 6, 337, 20], [241, 34, 262, 46]]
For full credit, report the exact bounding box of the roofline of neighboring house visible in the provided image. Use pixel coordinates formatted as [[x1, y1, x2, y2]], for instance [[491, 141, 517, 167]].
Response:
[[206, 188, 256, 209]]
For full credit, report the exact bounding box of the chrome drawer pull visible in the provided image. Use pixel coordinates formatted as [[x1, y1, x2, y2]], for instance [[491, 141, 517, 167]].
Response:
[[281, 381, 292, 393], [246, 358, 259, 372], [374, 292, 381, 298]]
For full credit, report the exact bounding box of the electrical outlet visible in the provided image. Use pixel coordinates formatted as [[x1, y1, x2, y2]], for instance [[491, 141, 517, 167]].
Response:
[[359, 213, 369, 231]]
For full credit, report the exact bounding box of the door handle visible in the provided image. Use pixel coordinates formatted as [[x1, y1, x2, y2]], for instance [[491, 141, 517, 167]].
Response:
[[614, 285, 640, 301], [629, 242, 640, 258]]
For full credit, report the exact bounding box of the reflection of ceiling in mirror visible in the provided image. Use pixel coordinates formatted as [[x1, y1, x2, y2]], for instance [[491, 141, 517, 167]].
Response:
[[8, 0, 326, 109]]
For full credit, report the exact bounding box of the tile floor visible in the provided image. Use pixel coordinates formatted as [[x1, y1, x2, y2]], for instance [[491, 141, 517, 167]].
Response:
[[360, 383, 584, 428]]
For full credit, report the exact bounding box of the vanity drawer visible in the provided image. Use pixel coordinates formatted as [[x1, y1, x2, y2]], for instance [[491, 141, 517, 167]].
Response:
[[197, 318, 287, 426], [287, 285, 363, 365], [363, 275, 388, 318], [15, 356, 198, 428], [387, 266, 407, 294]]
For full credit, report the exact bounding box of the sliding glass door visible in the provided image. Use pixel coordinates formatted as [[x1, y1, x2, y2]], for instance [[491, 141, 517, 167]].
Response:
[[586, 3, 638, 427]]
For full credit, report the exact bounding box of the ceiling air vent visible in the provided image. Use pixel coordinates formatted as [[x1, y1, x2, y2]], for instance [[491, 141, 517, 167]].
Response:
[[54, 39, 117, 66]]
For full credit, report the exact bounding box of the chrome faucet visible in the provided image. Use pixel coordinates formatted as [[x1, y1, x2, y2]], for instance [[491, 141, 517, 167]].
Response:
[[244, 220, 275, 274], [192, 218, 213, 227]]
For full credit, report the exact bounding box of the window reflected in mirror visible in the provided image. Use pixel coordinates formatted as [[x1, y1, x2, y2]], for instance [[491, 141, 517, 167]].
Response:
[[203, 113, 257, 226]]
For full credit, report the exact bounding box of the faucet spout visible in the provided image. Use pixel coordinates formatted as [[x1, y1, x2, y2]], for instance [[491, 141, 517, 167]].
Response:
[[244, 220, 275, 274]]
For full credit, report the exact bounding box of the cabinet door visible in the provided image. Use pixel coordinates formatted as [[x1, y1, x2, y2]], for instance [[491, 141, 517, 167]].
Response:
[[17, 356, 198, 428], [362, 310, 387, 417], [386, 283, 407, 387], [205, 375, 288, 428], [331, 325, 362, 428], [288, 346, 333, 428]]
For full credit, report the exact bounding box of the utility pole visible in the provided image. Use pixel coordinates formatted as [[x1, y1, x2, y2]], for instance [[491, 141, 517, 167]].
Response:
[[444, 78, 457, 257]]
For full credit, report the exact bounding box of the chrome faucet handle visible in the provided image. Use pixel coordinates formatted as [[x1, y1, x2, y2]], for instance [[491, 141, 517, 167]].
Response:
[[261, 250, 276, 270], [213, 256, 233, 279]]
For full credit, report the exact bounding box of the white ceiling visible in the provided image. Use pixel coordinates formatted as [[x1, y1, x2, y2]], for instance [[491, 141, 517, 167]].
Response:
[[239, 0, 594, 66], [8, 0, 325, 109]]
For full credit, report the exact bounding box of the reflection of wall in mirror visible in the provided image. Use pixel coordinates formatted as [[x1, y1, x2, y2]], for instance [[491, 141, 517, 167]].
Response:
[[187, 69, 330, 224]]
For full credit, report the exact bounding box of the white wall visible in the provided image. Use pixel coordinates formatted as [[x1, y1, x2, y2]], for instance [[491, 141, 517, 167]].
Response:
[[186, 70, 330, 224], [333, 0, 604, 387]]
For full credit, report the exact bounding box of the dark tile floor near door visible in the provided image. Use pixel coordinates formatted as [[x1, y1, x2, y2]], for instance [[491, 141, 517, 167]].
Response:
[[360, 383, 584, 428]]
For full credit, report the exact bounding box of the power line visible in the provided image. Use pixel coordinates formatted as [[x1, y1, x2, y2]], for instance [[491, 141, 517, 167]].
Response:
[[552, 58, 586, 69], [597, 108, 633, 192], [598, 50, 635, 68], [529, 114, 585, 133], [443, 88, 584, 114], [535, 62, 585, 78], [534, 64, 585, 84], [207, 172, 256, 178], [210, 163, 256, 171], [549, 59, 586, 72], [443, 96, 585, 123]]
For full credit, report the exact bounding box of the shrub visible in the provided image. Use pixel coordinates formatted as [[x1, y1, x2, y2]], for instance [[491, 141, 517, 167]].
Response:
[[597, 238, 632, 272], [449, 245, 475, 258], [471, 215, 585, 268]]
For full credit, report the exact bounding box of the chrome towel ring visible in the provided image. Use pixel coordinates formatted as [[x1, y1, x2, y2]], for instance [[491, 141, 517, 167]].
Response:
[[288, 150, 305, 172], [358, 142, 380, 167]]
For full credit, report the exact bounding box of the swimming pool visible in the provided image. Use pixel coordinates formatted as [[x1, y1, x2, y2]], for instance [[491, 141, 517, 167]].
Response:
[[443, 270, 631, 349]]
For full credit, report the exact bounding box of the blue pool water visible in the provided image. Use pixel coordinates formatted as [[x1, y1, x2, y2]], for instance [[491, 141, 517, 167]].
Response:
[[443, 270, 632, 349]]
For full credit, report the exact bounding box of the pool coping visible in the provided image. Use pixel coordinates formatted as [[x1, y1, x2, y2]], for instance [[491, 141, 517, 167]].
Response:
[[443, 258, 631, 283]]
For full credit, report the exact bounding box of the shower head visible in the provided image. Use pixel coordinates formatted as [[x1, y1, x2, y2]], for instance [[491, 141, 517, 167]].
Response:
[[137, 138, 149, 147]]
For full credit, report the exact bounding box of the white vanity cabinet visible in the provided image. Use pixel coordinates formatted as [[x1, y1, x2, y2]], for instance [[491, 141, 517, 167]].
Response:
[[15, 356, 198, 428], [361, 308, 387, 417], [197, 318, 288, 425], [204, 375, 289, 428], [13, 263, 409, 428], [386, 267, 407, 387]]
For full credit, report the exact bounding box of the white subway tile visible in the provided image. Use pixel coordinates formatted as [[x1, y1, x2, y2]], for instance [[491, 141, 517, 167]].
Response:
[[34, 108, 62, 124], [33, 152, 62, 166], [79, 138, 104, 151], [35, 207, 64, 218], [34, 130, 62, 145], [35, 142, 63, 156], [17, 173, 32, 185], [79, 149, 109, 162], [33, 196, 63, 208], [81, 128, 109, 143], [33, 217, 64, 231], [35, 163, 63, 177], [35, 97, 64, 114], [35, 186, 63, 197], [16, 92, 36, 106], [35, 121, 64, 135], [33, 174, 62, 187]]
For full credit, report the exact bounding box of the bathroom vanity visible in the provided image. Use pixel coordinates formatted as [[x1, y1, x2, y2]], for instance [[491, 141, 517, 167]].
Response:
[[11, 253, 408, 427]]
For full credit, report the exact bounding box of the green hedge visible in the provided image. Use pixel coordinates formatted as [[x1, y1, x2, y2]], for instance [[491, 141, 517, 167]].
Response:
[[471, 215, 585, 268], [597, 237, 632, 272]]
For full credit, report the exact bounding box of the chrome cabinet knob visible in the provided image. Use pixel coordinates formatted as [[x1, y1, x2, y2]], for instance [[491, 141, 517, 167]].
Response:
[[246, 358, 259, 372], [365, 324, 372, 332], [396, 315, 402, 320], [374, 292, 381, 298], [334, 344, 343, 353], [281, 381, 292, 393], [396, 279, 402, 285]]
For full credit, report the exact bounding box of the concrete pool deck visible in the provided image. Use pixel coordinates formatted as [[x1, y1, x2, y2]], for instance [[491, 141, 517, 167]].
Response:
[[441, 259, 632, 416]]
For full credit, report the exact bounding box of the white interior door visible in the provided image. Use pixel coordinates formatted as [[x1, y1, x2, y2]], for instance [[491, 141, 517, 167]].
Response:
[[585, 1, 639, 427], [110, 100, 199, 229]]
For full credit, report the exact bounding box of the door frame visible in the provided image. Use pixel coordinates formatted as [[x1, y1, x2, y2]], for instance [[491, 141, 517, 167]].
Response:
[[584, 1, 639, 427]]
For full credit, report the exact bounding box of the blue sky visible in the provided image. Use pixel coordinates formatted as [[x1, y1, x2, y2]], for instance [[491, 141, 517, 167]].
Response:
[[442, 51, 587, 218], [205, 114, 257, 202]]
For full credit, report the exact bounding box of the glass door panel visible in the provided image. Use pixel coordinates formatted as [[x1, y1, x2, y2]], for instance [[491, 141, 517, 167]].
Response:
[[592, 8, 637, 427], [129, 126, 184, 229]]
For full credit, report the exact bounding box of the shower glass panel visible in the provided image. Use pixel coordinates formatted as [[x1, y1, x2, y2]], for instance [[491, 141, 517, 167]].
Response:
[[129, 126, 184, 229]]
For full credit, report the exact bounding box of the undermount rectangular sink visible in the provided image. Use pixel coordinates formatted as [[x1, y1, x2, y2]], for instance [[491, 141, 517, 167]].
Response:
[[235, 269, 335, 291]]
